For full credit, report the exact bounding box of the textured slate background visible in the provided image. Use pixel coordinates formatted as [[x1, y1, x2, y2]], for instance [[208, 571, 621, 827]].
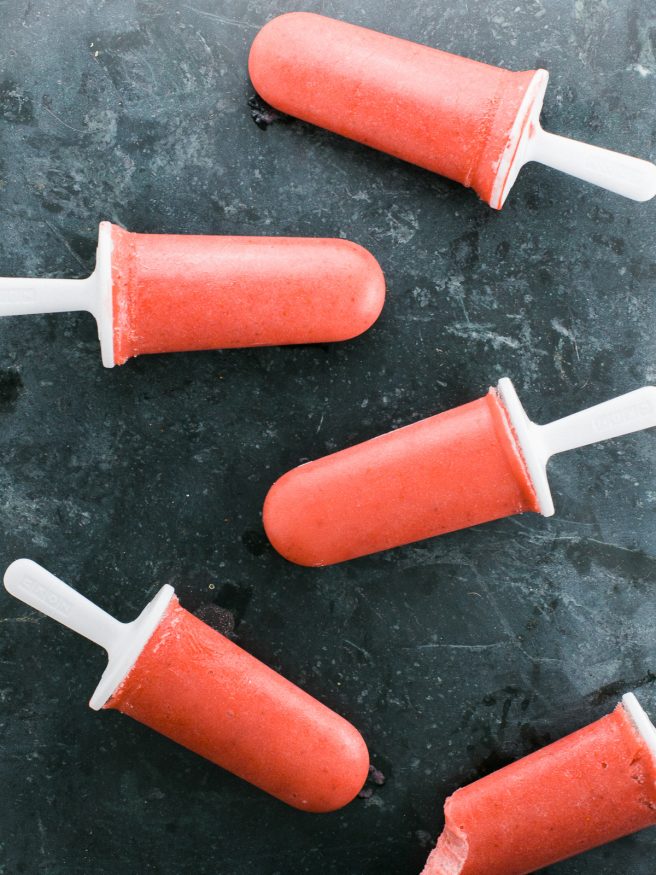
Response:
[[0, 1, 655, 873]]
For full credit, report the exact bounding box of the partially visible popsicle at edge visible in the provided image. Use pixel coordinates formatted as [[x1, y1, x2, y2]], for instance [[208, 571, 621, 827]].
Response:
[[263, 379, 656, 565], [249, 13, 656, 208], [0, 222, 386, 366], [3, 560, 369, 812], [423, 693, 656, 875]]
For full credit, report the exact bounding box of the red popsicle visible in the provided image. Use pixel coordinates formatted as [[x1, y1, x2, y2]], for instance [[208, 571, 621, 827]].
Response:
[[3, 560, 369, 812], [422, 693, 656, 875], [263, 378, 656, 565], [249, 13, 656, 207], [0, 222, 386, 366]]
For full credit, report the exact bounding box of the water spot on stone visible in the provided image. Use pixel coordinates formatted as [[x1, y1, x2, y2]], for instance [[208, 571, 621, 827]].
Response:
[[41, 199, 64, 214], [565, 541, 592, 575], [214, 581, 253, 627], [0, 369, 23, 406], [467, 746, 514, 781], [611, 238, 625, 256], [66, 232, 97, 265], [451, 230, 479, 270], [242, 528, 268, 556], [523, 189, 541, 211], [518, 723, 553, 752], [588, 671, 656, 708], [416, 830, 433, 849], [568, 539, 656, 586], [536, 267, 553, 288], [590, 204, 614, 224]]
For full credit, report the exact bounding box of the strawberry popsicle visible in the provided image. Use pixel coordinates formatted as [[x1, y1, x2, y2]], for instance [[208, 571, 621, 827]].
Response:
[[249, 13, 656, 208], [264, 379, 656, 565], [3, 560, 369, 812], [0, 222, 385, 366], [422, 693, 656, 875]]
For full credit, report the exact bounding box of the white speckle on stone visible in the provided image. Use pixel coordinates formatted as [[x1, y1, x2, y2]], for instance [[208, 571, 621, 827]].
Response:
[[628, 63, 652, 78], [551, 318, 576, 342]]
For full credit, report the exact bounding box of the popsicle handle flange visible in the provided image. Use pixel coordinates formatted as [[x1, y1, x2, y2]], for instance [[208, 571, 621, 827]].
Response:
[[3, 559, 175, 710], [0, 222, 115, 366], [623, 692, 656, 760], [497, 379, 656, 518], [528, 127, 656, 202]]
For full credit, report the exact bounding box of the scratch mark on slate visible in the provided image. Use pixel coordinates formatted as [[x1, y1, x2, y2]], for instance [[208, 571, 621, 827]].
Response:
[[184, 5, 259, 30]]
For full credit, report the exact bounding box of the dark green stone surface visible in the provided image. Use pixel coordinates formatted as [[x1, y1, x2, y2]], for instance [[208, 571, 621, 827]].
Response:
[[0, 1, 655, 873]]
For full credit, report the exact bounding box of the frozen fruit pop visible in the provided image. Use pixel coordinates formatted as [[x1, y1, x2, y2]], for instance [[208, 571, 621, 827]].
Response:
[[264, 379, 656, 565], [249, 13, 656, 208], [0, 222, 385, 366], [422, 693, 656, 875], [3, 559, 369, 812]]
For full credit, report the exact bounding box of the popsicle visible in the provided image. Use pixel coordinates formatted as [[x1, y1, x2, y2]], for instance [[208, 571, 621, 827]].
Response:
[[3, 559, 369, 811], [263, 378, 656, 565], [422, 692, 656, 875], [0, 222, 386, 366], [249, 13, 656, 208]]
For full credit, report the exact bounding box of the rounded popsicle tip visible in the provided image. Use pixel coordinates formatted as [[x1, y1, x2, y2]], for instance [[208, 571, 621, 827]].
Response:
[[263, 467, 329, 567], [249, 12, 324, 103], [323, 239, 386, 341], [299, 722, 370, 813]]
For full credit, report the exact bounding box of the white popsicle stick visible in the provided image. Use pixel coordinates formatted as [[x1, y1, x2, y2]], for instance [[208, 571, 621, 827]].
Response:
[[497, 379, 656, 517], [5, 558, 122, 651], [528, 127, 656, 203], [0, 222, 115, 367], [3, 559, 173, 710], [0, 276, 94, 317], [492, 69, 656, 206]]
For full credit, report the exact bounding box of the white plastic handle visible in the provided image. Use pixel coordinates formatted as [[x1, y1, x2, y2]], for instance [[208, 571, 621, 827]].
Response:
[[4, 559, 122, 652], [0, 276, 94, 317], [497, 380, 656, 517], [538, 385, 656, 459], [0, 222, 115, 367], [528, 126, 656, 202], [3, 559, 174, 709]]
